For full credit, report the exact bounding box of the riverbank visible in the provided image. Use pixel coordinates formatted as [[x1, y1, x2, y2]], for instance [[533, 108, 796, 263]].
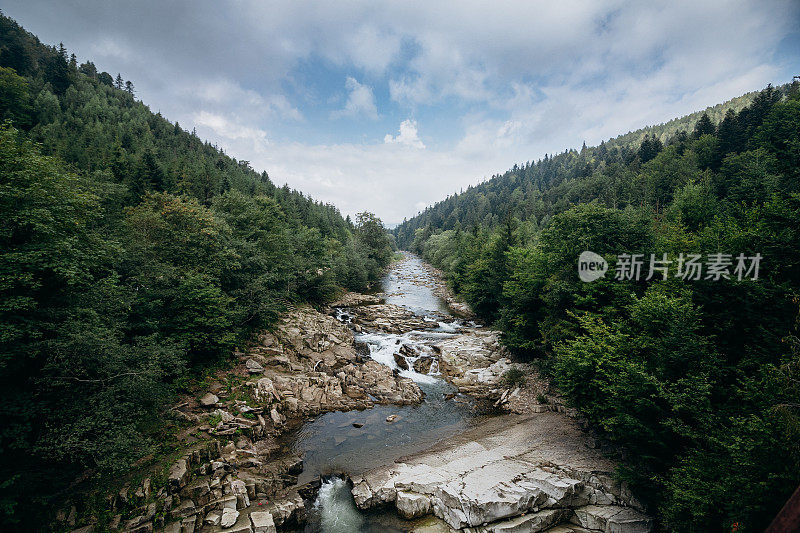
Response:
[[352, 412, 651, 532]]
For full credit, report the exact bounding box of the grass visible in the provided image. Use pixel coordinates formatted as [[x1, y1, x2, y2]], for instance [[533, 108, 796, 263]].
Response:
[[501, 366, 527, 389]]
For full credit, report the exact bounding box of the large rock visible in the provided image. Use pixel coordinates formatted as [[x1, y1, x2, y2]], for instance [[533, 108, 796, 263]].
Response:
[[221, 507, 240, 528], [570, 505, 653, 533], [466, 509, 567, 532], [231, 479, 250, 508], [168, 458, 189, 492], [264, 492, 306, 527], [250, 511, 277, 533], [352, 413, 650, 531], [199, 392, 219, 407], [246, 358, 265, 374]]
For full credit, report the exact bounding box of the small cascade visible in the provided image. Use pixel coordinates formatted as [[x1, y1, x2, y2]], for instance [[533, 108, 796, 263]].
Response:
[[311, 477, 365, 532], [352, 329, 455, 385]]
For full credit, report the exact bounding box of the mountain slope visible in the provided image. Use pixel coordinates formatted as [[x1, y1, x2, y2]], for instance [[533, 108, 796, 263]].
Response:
[[396, 81, 800, 532], [0, 13, 394, 528], [393, 84, 789, 248]]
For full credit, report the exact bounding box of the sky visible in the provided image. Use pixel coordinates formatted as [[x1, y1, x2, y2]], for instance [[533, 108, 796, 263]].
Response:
[[4, 1, 799, 225]]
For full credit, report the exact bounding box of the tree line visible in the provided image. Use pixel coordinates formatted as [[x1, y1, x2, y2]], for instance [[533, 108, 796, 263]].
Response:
[[0, 13, 394, 527], [396, 83, 800, 532]]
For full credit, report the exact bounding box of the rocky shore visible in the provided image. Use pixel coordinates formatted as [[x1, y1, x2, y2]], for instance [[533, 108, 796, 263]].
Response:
[[351, 414, 652, 533]]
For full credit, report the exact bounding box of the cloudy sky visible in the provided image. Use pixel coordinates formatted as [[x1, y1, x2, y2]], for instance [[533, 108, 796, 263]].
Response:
[[5, 1, 799, 224]]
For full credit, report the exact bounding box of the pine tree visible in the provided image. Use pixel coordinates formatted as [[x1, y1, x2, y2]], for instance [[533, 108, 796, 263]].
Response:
[[115, 73, 124, 90], [125, 80, 135, 96], [693, 112, 715, 138]]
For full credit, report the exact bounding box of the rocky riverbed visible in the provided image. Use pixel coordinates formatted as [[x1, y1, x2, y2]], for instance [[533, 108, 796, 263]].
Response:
[[68, 253, 651, 533]]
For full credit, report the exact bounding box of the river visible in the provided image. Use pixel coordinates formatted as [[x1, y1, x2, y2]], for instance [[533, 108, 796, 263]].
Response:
[[286, 253, 489, 532]]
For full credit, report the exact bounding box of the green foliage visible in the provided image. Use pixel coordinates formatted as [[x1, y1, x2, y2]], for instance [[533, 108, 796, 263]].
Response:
[[500, 367, 526, 388], [397, 84, 800, 532], [0, 13, 398, 528]]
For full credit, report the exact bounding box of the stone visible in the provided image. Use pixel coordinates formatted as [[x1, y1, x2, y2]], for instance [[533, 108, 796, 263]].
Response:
[[170, 500, 196, 520], [221, 507, 240, 528], [231, 479, 250, 508], [213, 409, 235, 423], [199, 392, 219, 407], [159, 522, 182, 533], [353, 414, 651, 531], [270, 407, 282, 426], [179, 516, 195, 533], [204, 511, 221, 526], [386, 414, 398, 422], [227, 522, 254, 533], [264, 492, 305, 527], [250, 511, 277, 533], [471, 509, 566, 532], [168, 458, 189, 492], [246, 358, 265, 374], [183, 479, 210, 502], [396, 491, 431, 519], [570, 505, 653, 533]]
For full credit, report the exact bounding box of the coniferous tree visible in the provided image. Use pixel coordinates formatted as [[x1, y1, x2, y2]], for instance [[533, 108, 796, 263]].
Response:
[[692, 112, 715, 138]]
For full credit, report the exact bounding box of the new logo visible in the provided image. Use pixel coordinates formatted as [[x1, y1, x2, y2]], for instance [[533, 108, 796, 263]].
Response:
[[578, 251, 608, 282]]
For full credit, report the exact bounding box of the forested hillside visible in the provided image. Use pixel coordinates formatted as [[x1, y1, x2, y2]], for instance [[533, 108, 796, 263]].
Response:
[[396, 83, 800, 531], [394, 88, 776, 242], [0, 14, 394, 527]]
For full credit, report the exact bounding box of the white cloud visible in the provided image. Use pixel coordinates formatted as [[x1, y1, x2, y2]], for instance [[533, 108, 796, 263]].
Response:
[[331, 77, 379, 120], [194, 111, 269, 149], [5, 0, 797, 223], [384, 120, 425, 149]]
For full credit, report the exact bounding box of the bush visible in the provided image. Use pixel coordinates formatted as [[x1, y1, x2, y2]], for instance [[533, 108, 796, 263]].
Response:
[[501, 367, 527, 388]]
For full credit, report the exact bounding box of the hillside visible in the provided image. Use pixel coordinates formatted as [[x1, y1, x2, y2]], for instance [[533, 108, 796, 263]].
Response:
[[0, 13, 395, 528], [394, 81, 800, 531], [393, 85, 787, 248]]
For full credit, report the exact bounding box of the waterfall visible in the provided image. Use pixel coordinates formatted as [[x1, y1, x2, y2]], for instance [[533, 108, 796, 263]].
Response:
[[313, 477, 364, 532]]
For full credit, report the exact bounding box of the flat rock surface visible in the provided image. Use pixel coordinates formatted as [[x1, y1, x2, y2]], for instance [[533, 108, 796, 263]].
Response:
[[353, 412, 651, 531]]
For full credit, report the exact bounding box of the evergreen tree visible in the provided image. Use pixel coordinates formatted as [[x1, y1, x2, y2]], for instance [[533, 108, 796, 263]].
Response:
[[693, 112, 715, 138]]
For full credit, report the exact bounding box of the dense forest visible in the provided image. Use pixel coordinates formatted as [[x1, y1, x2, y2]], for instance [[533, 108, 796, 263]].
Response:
[[395, 83, 800, 531], [0, 13, 395, 528]]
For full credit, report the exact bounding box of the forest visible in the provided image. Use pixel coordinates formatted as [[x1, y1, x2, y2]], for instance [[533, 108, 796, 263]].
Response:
[[0, 13, 394, 527], [395, 82, 800, 531]]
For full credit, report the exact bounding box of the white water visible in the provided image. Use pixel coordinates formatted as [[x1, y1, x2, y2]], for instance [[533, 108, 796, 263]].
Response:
[[313, 478, 365, 532], [355, 329, 452, 385]]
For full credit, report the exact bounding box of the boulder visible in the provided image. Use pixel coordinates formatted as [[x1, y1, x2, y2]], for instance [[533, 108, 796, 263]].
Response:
[[231, 479, 250, 508], [220, 507, 239, 528], [168, 458, 189, 492], [199, 393, 219, 407], [270, 407, 282, 426], [179, 516, 195, 533], [470, 508, 567, 532], [250, 511, 277, 533], [570, 505, 653, 533], [246, 358, 265, 374], [212, 409, 235, 423]]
